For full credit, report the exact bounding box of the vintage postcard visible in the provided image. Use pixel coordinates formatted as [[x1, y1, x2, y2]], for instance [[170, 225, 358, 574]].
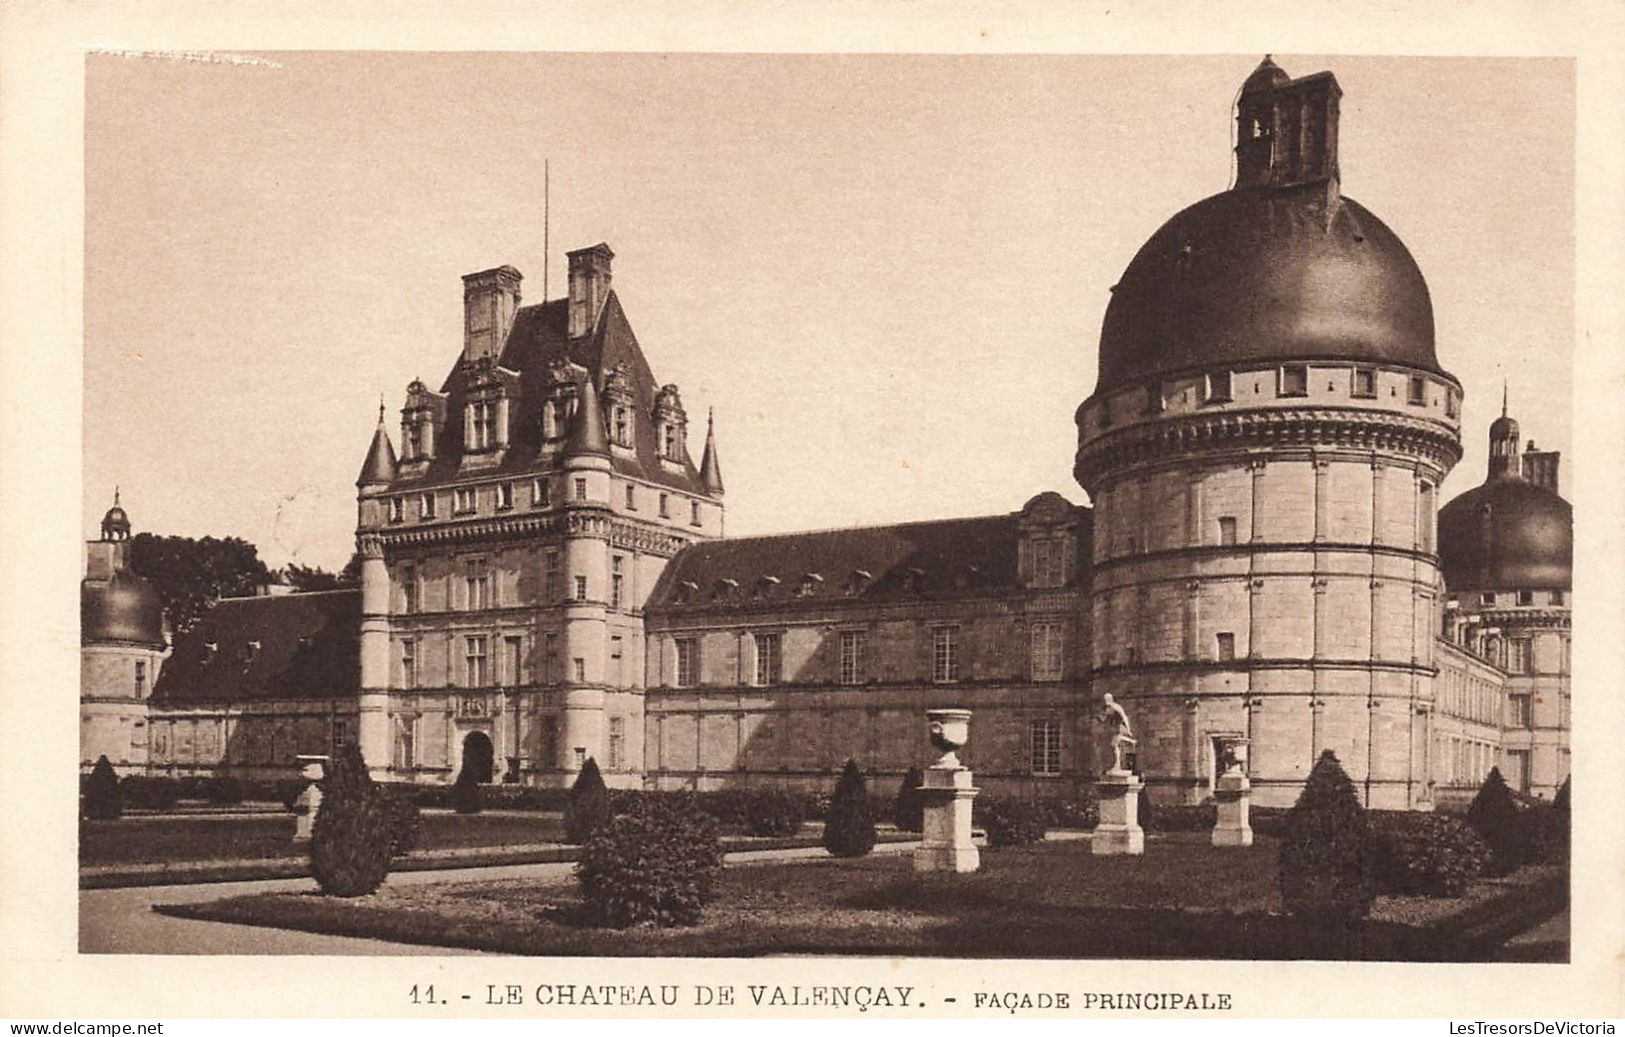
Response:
[[2, 0, 1622, 1023]]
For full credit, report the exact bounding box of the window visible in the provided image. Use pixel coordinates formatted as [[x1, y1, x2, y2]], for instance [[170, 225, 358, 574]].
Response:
[[1509, 693, 1533, 728], [331, 719, 350, 748], [659, 493, 670, 518], [1030, 622, 1064, 681], [454, 486, 477, 514], [1204, 370, 1233, 404], [1550, 590, 1566, 606], [572, 657, 586, 683], [464, 635, 489, 687], [663, 424, 680, 461], [1446, 391, 1460, 418], [1408, 375, 1427, 405], [1517, 590, 1534, 606], [611, 556, 625, 610], [690, 501, 701, 526], [573, 477, 588, 501], [497, 482, 514, 510], [608, 717, 625, 771], [542, 400, 563, 440], [932, 627, 960, 683], [1145, 382, 1166, 414], [469, 400, 498, 450], [401, 640, 416, 688], [1352, 367, 1377, 398], [839, 630, 866, 686], [1507, 638, 1532, 675], [1029, 539, 1067, 588], [1479, 592, 1496, 607], [463, 559, 490, 610], [401, 564, 418, 614], [675, 637, 699, 688], [504, 636, 522, 686], [394, 715, 416, 770], [545, 632, 559, 684], [1029, 719, 1062, 777], [420, 493, 437, 520], [532, 478, 550, 507], [1278, 364, 1308, 397], [613, 405, 631, 447], [609, 635, 624, 684], [545, 551, 562, 602], [753, 632, 782, 687], [1217, 516, 1238, 546], [1216, 632, 1236, 661], [134, 660, 147, 697], [389, 496, 404, 523], [574, 574, 588, 601], [405, 422, 423, 459], [625, 484, 636, 510]]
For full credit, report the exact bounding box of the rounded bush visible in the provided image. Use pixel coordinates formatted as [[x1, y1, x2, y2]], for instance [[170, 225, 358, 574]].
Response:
[[744, 788, 807, 837], [1370, 812, 1488, 897], [1466, 767, 1526, 876], [1277, 750, 1375, 923], [576, 795, 722, 928], [564, 758, 613, 844], [1040, 790, 1099, 831], [84, 756, 123, 821], [822, 759, 877, 858], [310, 744, 393, 897], [978, 800, 1048, 847], [892, 767, 926, 832]]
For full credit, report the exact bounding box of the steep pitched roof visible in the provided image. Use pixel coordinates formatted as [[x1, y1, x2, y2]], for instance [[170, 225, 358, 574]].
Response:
[[388, 292, 708, 494], [698, 409, 724, 496], [647, 513, 1035, 613], [355, 415, 398, 487], [151, 590, 360, 704]]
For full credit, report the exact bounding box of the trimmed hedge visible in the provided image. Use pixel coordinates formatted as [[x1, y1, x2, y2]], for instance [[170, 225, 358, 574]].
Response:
[[1369, 811, 1488, 897], [743, 788, 807, 837], [1278, 750, 1375, 923], [383, 786, 423, 857], [119, 776, 181, 811], [84, 756, 123, 821], [563, 759, 614, 844], [823, 760, 877, 858], [452, 769, 484, 816], [576, 794, 722, 928], [977, 800, 1048, 847]]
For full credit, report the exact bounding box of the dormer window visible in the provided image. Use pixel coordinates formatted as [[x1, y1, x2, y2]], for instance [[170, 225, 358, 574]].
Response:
[[532, 478, 550, 507], [243, 640, 260, 663], [542, 399, 565, 440], [404, 422, 423, 460], [497, 482, 514, 510], [846, 569, 872, 597], [420, 493, 437, 520], [755, 575, 781, 600], [675, 580, 699, 604], [454, 486, 477, 514], [713, 577, 739, 601], [389, 497, 404, 523], [613, 405, 632, 448], [653, 384, 688, 463], [662, 424, 682, 460], [798, 573, 823, 597], [903, 567, 926, 594], [466, 399, 501, 451]]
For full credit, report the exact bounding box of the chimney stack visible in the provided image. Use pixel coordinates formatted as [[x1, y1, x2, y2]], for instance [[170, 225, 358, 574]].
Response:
[[1522, 442, 1561, 492], [567, 243, 614, 338], [1234, 58, 1341, 194], [462, 265, 523, 363]]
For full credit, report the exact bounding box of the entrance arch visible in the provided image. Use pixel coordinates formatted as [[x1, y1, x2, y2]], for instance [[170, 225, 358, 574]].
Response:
[[460, 730, 494, 784]]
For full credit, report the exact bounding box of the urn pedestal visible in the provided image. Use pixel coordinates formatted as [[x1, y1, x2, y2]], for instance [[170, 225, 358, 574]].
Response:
[[913, 709, 980, 874], [1092, 771, 1145, 856], [1212, 769, 1253, 847], [292, 754, 329, 843]]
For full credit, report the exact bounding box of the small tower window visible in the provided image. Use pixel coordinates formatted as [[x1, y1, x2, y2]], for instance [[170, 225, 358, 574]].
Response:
[[420, 493, 437, 520], [532, 478, 550, 507], [497, 482, 514, 510], [574, 574, 588, 601], [1218, 516, 1238, 546], [389, 497, 404, 523], [659, 493, 670, 518], [454, 486, 477, 514], [625, 484, 636, 510], [1352, 367, 1377, 399], [1407, 375, 1427, 406], [1204, 371, 1233, 404], [690, 500, 702, 527], [1278, 365, 1308, 397], [1215, 632, 1236, 661], [574, 478, 588, 501]]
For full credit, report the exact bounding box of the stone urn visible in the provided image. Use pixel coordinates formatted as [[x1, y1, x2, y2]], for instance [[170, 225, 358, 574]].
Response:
[[927, 709, 972, 769], [292, 754, 329, 843]]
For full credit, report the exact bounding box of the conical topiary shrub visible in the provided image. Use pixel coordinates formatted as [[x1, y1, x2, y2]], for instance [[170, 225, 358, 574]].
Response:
[[452, 766, 484, 815], [823, 759, 877, 858], [892, 766, 925, 832], [84, 755, 122, 821], [1278, 750, 1375, 924], [563, 757, 613, 844], [310, 743, 392, 897], [1466, 766, 1525, 875]]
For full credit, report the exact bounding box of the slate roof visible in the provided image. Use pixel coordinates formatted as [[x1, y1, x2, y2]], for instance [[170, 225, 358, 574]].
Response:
[[151, 590, 360, 704], [386, 293, 709, 495], [646, 510, 1083, 614]]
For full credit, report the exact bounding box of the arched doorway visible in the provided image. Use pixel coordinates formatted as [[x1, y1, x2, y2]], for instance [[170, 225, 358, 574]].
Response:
[[460, 730, 494, 784]]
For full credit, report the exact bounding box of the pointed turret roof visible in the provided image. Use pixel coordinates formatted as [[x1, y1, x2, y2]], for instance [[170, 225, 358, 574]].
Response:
[[699, 408, 724, 496], [355, 404, 399, 487], [565, 372, 610, 458]]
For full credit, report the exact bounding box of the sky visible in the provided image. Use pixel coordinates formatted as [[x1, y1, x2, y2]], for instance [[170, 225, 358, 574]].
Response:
[[83, 53, 1575, 572]]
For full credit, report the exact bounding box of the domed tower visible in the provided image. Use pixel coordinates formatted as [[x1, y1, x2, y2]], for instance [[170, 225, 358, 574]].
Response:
[[81, 491, 168, 773], [1437, 397, 1571, 797], [1073, 59, 1464, 809]]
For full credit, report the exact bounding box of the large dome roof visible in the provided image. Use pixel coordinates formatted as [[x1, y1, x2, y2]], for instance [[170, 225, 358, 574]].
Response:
[[1095, 186, 1442, 395], [1437, 477, 1571, 594], [82, 570, 165, 647]]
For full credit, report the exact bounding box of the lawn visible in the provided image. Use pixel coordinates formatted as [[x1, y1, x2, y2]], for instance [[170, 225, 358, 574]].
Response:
[[155, 834, 1568, 961], [80, 811, 565, 866]]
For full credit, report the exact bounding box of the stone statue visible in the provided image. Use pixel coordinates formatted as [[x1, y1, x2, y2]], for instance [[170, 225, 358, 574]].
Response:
[[1099, 693, 1137, 774]]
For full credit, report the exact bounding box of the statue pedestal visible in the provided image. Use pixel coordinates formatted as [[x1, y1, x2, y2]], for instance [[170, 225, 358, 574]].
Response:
[[913, 765, 980, 873], [1092, 771, 1145, 856], [292, 755, 328, 843], [1212, 770, 1253, 847]]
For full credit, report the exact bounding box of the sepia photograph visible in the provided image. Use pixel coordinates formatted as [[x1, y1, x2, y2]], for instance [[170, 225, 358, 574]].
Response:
[[3, 3, 1622, 1022]]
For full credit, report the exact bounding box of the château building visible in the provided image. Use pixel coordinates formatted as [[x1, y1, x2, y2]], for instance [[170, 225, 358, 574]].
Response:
[[87, 58, 1572, 807]]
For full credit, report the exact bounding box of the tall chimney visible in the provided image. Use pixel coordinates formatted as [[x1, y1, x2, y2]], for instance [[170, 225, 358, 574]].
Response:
[[1234, 58, 1341, 194], [462, 266, 523, 363], [567, 243, 614, 339], [1522, 442, 1560, 492]]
